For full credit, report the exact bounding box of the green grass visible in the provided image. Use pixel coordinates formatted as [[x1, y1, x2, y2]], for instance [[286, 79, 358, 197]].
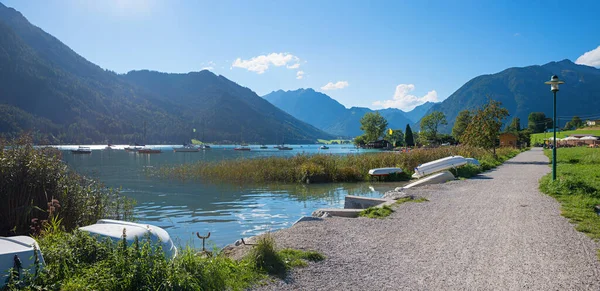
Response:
[[530, 129, 600, 145], [3, 225, 324, 290], [158, 146, 522, 184], [539, 148, 600, 240], [358, 197, 430, 219]]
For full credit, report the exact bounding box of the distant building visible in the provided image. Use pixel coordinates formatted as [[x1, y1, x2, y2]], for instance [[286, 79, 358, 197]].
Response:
[[365, 139, 391, 149], [499, 133, 518, 148], [586, 120, 600, 126]]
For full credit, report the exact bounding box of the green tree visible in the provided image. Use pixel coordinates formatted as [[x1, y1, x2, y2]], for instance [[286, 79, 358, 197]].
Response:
[[462, 99, 510, 156], [359, 112, 388, 142], [420, 111, 447, 144], [527, 112, 547, 133], [506, 117, 521, 132], [452, 110, 472, 142], [353, 134, 367, 146], [405, 124, 415, 147], [570, 116, 583, 129], [386, 129, 405, 147]]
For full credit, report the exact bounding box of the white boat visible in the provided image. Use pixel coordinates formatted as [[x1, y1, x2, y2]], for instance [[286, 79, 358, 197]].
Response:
[[465, 158, 480, 166], [368, 167, 403, 176], [320, 145, 329, 150], [79, 219, 177, 259], [173, 144, 199, 152], [412, 155, 467, 178], [0, 236, 45, 286], [71, 146, 92, 154], [397, 171, 455, 190]]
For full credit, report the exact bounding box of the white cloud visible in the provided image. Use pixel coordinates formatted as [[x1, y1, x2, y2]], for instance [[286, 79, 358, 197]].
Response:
[[321, 81, 349, 90], [576, 45, 600, 68], [372, 84, 439, 111], [232, 53, 300, 74], [296, 71, 305, 80]]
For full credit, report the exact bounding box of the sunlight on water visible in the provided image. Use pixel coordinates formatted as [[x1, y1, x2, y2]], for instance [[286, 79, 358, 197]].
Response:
[[60, 144, 400, 247]]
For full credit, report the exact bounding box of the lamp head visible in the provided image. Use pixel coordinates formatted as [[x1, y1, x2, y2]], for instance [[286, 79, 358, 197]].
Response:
[[544, 75, 564, 92]]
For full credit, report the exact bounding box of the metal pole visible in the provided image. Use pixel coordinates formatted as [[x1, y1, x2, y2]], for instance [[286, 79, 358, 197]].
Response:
[[552, 90, 557, 181]]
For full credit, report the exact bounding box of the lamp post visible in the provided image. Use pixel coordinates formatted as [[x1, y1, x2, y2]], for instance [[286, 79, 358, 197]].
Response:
[[544, 75, 564, 181]]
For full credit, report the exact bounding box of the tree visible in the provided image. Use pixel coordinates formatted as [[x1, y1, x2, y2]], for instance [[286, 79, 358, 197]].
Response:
[[353, 134, 367, 146], [386, 129, 405, 147], [420, 111, 447, 144], [506, 117, 521, 132], [567, 116, 583, 129], [462, 99, 509, 156], [452, 110, 472, 142], [528, 112, 547, 133], [405, 124, 415, 147], [359, 112, 388, 142]]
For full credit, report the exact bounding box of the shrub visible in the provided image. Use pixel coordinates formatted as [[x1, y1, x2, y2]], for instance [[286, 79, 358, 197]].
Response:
[[0, 134, 133, 236]]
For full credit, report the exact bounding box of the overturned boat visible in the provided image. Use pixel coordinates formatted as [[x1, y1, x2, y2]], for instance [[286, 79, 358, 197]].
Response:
[[79, 219, 177, 259], [368, 167, 403, 176], [412, 156, 467, 179], [0, 236, 45, 287]]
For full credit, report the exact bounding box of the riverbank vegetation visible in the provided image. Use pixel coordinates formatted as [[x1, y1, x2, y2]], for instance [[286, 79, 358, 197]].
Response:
[[4, 222, 323, 290], [0, 135, 133, 236], [539, 148, 600, 240], [159, 146, 522, 184]]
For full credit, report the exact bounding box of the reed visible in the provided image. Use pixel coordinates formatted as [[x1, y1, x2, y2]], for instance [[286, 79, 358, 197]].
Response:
[[0, 134, 133, 236], [158, 146, 522, 184]]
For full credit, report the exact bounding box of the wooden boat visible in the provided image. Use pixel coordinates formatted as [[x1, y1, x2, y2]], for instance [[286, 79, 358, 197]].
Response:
[[138, 147, 162, 154], [368, 167, 403, 176], [71, 146, 92, 154], [0, 236, 45, 286], [412, 156, 467, 178], [173, 144, 199, 152], [79, 219, 177, 259]]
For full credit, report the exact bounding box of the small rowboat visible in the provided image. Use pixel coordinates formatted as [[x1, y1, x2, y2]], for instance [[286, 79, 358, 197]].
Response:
[[412, 156, 467, 178], [368, 167, 403, 176], [0, 236, 46, 286]]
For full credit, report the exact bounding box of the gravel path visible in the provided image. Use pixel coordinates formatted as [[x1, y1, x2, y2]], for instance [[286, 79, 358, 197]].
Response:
[[255, 148, 600, 290]]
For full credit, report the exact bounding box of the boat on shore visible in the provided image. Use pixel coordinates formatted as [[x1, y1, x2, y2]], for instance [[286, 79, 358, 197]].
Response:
[[173, 144, 199, 152], [0, 236, 45, 286], [412, 155, 467, 178], [71, 146, 92, 154], [368, 167, 403, 176], [79, 219, 177, 259]]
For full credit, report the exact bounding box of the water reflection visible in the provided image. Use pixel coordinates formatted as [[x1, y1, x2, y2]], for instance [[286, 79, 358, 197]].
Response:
[[60, 145, 400, 247]]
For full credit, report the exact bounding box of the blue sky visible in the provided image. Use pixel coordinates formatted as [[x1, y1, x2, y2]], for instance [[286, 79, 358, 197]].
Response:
[[3, 0, 600, 111]]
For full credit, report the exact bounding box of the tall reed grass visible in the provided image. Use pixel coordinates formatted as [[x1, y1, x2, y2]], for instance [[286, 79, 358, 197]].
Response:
[[0, 134, 133, 236], [158, 146, 521, 184]]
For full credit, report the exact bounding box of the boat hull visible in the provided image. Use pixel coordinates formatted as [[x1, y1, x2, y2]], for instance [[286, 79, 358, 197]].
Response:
[[412, 156, 467, 178], [0, 236, 45, 286], [368, 167, 403, 176]]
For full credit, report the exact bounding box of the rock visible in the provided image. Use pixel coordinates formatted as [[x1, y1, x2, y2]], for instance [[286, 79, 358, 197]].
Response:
[[383, 190, 413, 200], [312, 210, 332, 218]]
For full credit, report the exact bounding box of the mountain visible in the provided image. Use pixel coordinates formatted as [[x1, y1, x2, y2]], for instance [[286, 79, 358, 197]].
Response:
[[423, 59, 600, 133], [263, 89, 415, 137], [404, 102, 436, 123], [0, 3, 332, 144]]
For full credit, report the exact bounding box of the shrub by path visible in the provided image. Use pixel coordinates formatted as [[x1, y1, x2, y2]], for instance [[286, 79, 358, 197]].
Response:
[[256, 148, 600, 290]]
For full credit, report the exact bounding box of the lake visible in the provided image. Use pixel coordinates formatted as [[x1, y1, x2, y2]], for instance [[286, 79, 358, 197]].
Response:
[[59, 144, 399, 248]]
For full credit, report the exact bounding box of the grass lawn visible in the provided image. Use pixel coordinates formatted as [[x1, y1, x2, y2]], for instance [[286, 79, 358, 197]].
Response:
[[530, 129, 600, 145], [539, 148, 600, 240]]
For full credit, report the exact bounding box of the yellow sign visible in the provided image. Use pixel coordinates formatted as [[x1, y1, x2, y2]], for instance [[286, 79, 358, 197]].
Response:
[[388, 129, 393, 135]]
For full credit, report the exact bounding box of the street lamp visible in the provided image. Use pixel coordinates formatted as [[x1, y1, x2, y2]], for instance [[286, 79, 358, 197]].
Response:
[[544, 75, 564, 181]]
